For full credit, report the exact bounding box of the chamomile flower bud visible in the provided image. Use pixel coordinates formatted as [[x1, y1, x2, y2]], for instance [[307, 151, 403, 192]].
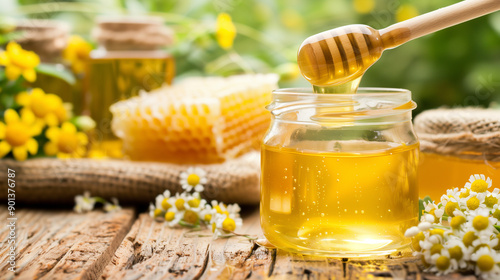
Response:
[[405, 226, 420, 237], [419, 222, 433, 231], [424, 214, 436, 223]]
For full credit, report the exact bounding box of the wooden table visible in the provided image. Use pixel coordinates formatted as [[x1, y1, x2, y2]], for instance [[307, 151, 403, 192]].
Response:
[[0, 207, 477, 280]]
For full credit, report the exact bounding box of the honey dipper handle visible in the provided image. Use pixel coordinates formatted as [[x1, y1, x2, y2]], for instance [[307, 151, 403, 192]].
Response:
[[380, 0, 500, 49]]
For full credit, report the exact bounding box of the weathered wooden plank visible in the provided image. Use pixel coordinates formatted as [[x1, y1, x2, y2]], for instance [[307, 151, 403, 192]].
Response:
[[269, 250, 343, 280], [0, 208, 134, 280], [101, 213, 213, 280], [199, 207, 271, 280]]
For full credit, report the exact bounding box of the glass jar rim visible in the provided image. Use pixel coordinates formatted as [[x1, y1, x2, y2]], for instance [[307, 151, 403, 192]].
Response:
[[268, 87, 415, 126], [272, 87, 410, 97]]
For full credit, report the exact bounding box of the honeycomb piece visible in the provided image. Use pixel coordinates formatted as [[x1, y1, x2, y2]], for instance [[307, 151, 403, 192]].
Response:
[[111, 74, 279, 163]]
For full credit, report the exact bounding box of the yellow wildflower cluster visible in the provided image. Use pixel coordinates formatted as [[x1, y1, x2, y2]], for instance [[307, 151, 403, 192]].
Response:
[[63, 35, 92, 74], [406, 175, 500, 279], [0, 42, 40, 82], [149, 167, 243, 236], [0, 41, 89, 161], [0, 87, 88, 160]]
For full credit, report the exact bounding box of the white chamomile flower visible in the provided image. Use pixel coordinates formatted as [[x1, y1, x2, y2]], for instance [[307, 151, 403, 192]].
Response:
[[184, 193, 206, 212], [172, 192, 189, 211], [466, 175, 492, 202], [444, 239, 469, 269], [465, 174, 492, 192], [199, 204, 213, 224], [149, 203, 163, 219], [421, 234, 444, 262], [180, 167, 207, 193], [440, 187, 460, 205], [422, 202, 443, 223], [470, 247, 500, 279], [164, 207, 183, 227], [155, 190, 173, 211], [483, 191, 500, 209], [211, 213, 243, 236], [429, 248, 455, 275], [74, 191, 96, 213], [211, 200, 229, 215], [467, 209, 498, 234], [103, 197, 122, 213], [464, 193, 487, 212]]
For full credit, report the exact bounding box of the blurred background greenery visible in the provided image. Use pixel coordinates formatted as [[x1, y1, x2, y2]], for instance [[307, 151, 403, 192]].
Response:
[[1, 0, 499, 114]]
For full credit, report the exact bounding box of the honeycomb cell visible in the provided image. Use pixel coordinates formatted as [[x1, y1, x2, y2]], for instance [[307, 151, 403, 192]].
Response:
[[111, 74, 279, 163]]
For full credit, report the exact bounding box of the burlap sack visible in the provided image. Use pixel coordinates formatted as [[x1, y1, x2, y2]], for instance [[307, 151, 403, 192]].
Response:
[[414, 108, 500, 161], [0, 152, 261, 206]]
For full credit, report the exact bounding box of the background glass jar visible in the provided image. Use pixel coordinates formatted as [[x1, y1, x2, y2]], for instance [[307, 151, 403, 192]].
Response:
[[260, 88, 419, 257], [86, 17, 175, 158]]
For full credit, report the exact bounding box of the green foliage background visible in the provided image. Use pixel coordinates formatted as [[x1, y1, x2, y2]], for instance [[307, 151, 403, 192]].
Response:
[[2, 0, 500, 114]]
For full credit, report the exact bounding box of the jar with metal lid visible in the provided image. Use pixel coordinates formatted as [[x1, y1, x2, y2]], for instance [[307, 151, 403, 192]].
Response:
[[260, 88, 419, 257], [415, 108, 500, 201]]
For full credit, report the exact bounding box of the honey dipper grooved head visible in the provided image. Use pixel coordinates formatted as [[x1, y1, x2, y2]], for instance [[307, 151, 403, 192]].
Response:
[[297, 24, 385, 87]]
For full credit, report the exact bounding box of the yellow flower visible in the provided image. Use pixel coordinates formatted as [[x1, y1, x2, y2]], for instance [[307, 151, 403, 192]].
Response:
[[396, 4, 419, 22], [16, 88, 68, 126], [216, 13, 236, 50], [280, 9, 305, 31], [0, 41, 40, 82], [44, 122, 88, 158], [63, 35, 92, 74], [0, 109, 41, 161], [354, 0, 375, 14]]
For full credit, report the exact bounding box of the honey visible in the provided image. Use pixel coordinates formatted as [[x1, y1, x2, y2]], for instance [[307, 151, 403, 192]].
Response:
[[86, 51, 174, 155], [418, 153, 500, 201], [261, 142, 419, 256]]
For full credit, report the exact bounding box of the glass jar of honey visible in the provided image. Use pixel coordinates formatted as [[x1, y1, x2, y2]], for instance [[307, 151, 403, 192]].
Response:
[[260, 88, 419, 257], [415, 108, 500, 201], [86, 17, 175, 158]]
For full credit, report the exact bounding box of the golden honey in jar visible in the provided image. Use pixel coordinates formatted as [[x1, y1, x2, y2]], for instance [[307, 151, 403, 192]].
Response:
[[260, 88, 419, 256], [415, 108, 500, 201], [86, 17, 175, 157]]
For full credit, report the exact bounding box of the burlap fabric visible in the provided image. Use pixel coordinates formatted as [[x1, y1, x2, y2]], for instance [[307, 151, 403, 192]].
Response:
[[92, 17, 173, 51], [14, 19, 69, 63], [414, 108, 500, 161], [0, 152, 260, 206]]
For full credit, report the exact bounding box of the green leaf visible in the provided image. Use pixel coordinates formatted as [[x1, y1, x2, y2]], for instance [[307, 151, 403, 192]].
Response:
[[419, 196, 433, 220], [0, 31, 25, 45], [35, 63, 76, 86], [495, 225, 500, 234]]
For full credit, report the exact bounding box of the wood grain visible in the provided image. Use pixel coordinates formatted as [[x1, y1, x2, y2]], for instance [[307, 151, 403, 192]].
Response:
[[0, 208, 134, 280], [2, 206, 480, 279]]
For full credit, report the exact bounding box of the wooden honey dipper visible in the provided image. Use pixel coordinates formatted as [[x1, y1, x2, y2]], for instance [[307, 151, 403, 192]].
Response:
[[298, 0, 500, 88]]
